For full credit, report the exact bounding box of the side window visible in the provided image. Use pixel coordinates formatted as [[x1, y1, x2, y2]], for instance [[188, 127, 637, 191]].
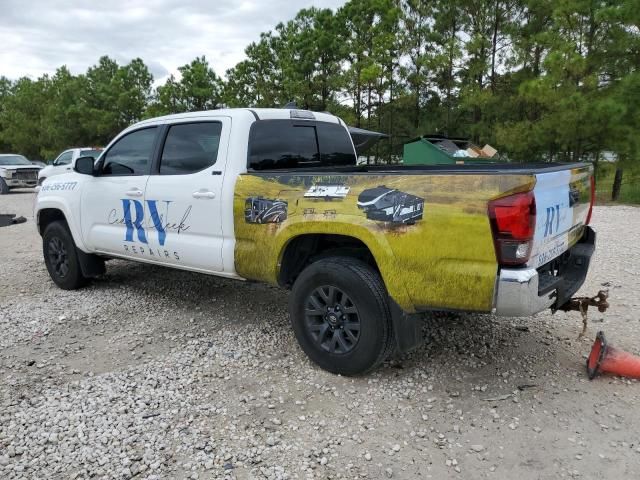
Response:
[[160, 122, 222, 175], [248, 120, 319, 170], [101, 127, 157, 176], [317, 123, 357, 166], [54, 151, 73, 166]]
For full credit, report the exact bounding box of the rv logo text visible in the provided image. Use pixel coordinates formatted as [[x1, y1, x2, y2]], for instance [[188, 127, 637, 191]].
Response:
[[544, 204, 561, 237], [108, 199, 192, 246]]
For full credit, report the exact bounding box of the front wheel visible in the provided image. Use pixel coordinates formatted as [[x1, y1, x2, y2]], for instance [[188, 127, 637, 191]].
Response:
[[43, 221, 88, 290], [289, 257, 394, 375]]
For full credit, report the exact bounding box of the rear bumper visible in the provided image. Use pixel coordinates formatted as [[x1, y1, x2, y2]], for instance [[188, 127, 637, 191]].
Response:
[[494, 226, 596, 317]]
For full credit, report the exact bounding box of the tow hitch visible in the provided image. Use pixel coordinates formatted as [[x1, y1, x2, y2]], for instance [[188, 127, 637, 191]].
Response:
[[556, 290, 610, 338]]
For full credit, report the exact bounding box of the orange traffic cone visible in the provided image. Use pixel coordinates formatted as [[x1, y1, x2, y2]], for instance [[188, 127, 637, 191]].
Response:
[[587, 331, 640, 380]]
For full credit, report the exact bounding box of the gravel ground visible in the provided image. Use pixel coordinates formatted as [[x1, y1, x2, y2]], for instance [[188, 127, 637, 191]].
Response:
[[1, 190, 640, 480]]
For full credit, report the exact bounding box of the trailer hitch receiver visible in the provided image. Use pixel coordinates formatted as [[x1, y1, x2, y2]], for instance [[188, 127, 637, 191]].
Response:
[[556, 290, 610, 338]]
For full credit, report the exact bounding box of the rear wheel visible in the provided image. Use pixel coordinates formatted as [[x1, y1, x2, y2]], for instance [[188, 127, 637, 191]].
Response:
[[43, 221, 88, 290], [289, 257, 394, 375]]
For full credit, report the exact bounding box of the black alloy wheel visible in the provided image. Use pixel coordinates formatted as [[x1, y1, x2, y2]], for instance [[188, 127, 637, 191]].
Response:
[[289, 257, 394, 375], [305, 285, 361, 354], [42, 221, 88, 290], [47, 236, 70, 278]]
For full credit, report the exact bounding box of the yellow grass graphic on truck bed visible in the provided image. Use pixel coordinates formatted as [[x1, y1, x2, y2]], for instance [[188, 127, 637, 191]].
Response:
[[233, 172, 535, 313]]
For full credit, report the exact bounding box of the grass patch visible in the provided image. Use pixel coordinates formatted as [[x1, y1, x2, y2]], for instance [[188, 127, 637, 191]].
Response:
[[594, 163, 640, 205]]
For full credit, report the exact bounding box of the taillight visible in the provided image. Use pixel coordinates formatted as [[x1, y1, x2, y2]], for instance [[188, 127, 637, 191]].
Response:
[[586, 175, 595, 225], [488, 191, 536, 266]]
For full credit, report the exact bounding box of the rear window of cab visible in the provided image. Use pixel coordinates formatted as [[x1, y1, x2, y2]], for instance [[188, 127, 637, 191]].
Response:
[[248, 120, 356, 170]]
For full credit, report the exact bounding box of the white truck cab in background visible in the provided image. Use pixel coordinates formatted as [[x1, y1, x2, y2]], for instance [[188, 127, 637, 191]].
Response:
[[38, 147, 103, 185]]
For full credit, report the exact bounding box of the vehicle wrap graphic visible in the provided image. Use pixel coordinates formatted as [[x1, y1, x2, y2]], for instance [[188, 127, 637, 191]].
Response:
[[244, 197, 288, 224], [304, 184, 350, 200], [528, 167, 591, 269], [39, 181, 78, 192], [233, 172, 543, 313], [357, 186, 424, 224], [107, 199, 192, 261]]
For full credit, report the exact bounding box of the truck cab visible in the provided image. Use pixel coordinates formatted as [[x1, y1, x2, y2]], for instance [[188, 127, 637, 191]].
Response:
[[38, 147, 103, 185]]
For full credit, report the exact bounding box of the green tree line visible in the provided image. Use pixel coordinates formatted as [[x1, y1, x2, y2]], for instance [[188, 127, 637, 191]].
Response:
[[0, 0, 638, 173]]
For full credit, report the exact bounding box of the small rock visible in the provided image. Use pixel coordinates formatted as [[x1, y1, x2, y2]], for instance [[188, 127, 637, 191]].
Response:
[[471, 445, 484, 453]]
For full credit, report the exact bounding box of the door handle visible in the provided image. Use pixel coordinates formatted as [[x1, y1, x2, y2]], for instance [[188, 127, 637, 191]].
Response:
[[192, 190, 216, 199], [125, 189, 143, 197]]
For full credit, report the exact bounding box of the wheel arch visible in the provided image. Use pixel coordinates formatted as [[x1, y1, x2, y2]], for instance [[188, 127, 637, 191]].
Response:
[[36, 200, 88, 252], [275, 227, 414, 313], [38, 208, 67, 236]]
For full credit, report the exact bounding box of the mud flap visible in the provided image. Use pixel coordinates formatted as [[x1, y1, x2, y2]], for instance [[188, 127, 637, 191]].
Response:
[[389, 300, 423, 354], [77, 249, 106, 278]]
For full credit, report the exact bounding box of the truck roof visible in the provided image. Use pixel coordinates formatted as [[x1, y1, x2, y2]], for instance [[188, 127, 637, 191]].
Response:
[[132, 108, 342, 131]]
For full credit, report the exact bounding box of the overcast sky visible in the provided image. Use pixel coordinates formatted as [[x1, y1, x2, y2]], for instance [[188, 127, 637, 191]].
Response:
[[0, 0, 346, 83]]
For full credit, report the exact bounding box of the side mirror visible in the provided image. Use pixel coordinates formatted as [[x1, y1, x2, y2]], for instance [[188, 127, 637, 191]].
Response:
[[74, 156, 96, 175]]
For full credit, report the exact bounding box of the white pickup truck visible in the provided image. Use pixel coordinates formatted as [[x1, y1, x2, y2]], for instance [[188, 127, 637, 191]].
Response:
[[37, 147, 103, 185], [0, 154, 42, 193], [35, 108, 596, 374]]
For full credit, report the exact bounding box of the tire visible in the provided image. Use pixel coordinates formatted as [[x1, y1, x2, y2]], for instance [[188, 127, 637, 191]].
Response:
[[42, 221, 88, 290], [289, 257, 394, 375], [0, 178, 9, 195]]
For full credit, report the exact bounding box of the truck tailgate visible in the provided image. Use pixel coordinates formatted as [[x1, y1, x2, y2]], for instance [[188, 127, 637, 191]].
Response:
[[529, 165, 592, 268]]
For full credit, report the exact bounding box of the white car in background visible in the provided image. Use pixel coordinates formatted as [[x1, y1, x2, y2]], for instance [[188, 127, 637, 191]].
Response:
[[38, 147, 103, 185]]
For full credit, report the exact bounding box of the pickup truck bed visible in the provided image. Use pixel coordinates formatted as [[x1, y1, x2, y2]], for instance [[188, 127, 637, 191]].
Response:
[[264, 162, 588, 174], [235, 163, 593, 316]]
